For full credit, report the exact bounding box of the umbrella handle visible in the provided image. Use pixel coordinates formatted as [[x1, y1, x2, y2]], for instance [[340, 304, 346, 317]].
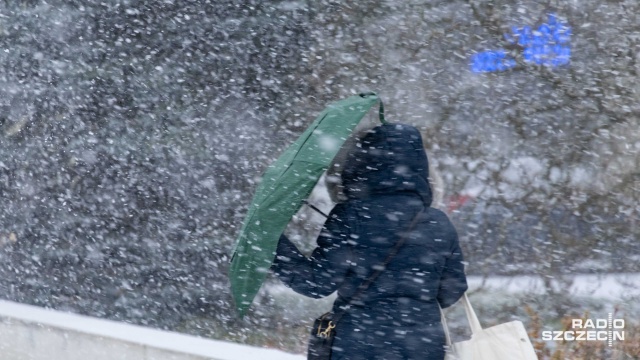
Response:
[[359, 92, 387, 124]]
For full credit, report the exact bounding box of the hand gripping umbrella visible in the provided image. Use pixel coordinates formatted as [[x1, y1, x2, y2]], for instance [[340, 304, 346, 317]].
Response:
[[229, 92, 385, 315]]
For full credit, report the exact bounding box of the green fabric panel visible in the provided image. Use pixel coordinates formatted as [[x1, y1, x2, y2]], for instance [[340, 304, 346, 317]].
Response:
[[229, 93, 380, 316]]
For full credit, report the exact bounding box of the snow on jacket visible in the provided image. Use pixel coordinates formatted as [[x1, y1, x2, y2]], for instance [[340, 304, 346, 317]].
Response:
[[272, 123, 468, 360]]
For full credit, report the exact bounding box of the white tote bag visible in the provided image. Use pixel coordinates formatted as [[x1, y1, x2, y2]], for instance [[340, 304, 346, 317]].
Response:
[[440, 294, 538, 360]]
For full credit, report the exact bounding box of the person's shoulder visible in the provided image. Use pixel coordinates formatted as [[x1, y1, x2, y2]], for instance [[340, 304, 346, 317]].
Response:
[[425, 206, 450, 220], [424, 207, 456, 228]]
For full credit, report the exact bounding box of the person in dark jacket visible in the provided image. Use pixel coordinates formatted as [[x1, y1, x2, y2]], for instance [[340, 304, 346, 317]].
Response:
[[271, 123, 468, 360]]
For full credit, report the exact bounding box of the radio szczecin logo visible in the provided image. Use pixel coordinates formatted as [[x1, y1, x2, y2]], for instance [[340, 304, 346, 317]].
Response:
[[542, 313, 625, 346]]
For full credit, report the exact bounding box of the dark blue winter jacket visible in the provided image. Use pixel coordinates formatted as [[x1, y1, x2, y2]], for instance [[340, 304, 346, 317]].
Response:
[[272, 124, 468, 360]]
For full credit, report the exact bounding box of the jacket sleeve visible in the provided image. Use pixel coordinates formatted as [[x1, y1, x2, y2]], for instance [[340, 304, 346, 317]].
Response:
[[270, 205, 352, 299], [436, 220, 468, 309]]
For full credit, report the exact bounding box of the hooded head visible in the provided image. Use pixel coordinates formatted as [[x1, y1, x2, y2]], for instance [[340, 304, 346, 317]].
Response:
[[335, 123, 433, 206]]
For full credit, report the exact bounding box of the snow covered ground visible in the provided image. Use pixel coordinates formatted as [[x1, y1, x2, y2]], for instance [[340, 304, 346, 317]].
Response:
[[466, 273, 640, 300], [2, 274, 636, 359], [267, 272, 640, 306], [264, 272, 640, 333]]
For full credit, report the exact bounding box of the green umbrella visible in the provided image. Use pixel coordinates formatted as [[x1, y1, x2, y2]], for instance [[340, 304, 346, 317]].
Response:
[[229, 92, 385, 315]]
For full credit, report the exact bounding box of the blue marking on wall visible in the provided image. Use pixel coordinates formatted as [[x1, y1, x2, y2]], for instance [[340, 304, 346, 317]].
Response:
[[471, 14, 571, 73]]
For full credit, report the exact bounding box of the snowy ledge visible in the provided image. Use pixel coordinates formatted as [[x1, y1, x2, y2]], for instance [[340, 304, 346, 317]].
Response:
[[0, 300, 304, 360]]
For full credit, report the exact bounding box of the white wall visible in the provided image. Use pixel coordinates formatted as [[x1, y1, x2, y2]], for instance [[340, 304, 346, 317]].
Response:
[[0, 300, 304, 360]]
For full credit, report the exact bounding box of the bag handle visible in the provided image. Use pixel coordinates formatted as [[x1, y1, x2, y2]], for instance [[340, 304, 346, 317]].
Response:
[[439, 293, 484, 346], [461, 293, 483, 334], [439, 304, 453, 347]]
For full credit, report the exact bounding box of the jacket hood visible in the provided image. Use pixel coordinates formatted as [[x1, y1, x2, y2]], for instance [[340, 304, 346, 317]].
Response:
[[341, 123, 433, 206]]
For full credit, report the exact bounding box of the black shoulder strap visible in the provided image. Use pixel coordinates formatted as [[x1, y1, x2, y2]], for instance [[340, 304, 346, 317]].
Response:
[[332, 207, 426, 323]]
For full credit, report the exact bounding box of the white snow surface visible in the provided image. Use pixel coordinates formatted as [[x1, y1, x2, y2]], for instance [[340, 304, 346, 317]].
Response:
[[0, 300, 304, 360], [1, 274, 637, 359], [467, 273, 640, 300], [268, 273, 640, 302]]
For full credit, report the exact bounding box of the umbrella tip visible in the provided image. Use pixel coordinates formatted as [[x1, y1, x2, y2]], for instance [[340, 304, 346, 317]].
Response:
[[357, 92, 386, 124]]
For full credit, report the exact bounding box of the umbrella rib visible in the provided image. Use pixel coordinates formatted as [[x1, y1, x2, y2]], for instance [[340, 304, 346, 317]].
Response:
[[302, 200, 329, 218]]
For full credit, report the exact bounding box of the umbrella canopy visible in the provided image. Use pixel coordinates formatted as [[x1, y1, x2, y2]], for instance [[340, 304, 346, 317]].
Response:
[[229, 92, 384, 315]]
